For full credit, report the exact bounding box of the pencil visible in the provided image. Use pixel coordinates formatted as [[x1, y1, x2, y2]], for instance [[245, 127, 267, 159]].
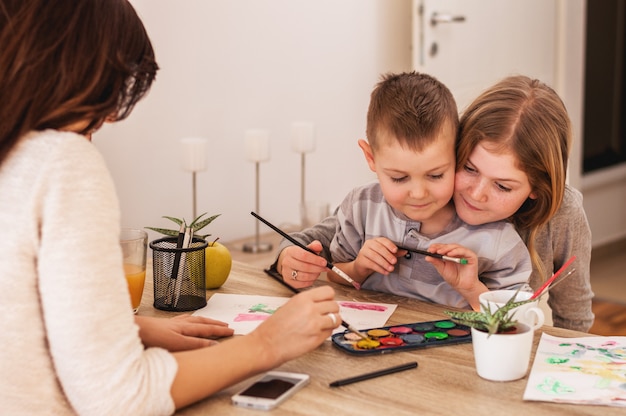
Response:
[[251, 212, 361, 290], [329, 361, 418, 387], [396, 245, 468, 265]]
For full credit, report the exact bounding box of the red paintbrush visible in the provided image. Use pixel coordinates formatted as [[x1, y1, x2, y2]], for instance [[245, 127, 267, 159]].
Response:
[[530, 255, 576, 300]]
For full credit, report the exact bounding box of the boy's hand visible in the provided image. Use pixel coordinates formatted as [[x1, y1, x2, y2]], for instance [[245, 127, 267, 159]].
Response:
[[424, 243, 479, 291], [353, 237, 405, 277], [425, 243, 488, 310]]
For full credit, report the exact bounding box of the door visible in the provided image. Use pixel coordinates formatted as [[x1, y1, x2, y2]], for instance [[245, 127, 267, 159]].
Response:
[[413, 0, 558, 110]]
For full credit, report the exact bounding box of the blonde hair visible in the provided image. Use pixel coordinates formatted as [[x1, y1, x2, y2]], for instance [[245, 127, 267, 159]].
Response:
[[456, 75, 571, 279]]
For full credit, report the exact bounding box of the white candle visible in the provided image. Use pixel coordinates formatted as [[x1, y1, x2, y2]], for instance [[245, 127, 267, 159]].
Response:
[[180, 137, 208, 172], [245, 129, 270, 162], [291, 121, 315, 154]]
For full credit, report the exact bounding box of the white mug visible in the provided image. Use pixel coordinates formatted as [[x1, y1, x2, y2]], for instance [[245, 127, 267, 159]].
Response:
[[478, 289, 544, 330]]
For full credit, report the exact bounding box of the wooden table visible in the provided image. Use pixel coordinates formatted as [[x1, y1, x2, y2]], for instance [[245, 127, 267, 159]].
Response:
[[139, 261, 621, 415]]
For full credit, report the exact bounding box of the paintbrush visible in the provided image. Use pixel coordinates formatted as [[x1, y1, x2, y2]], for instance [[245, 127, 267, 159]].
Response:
[[173, 226, 192, 307], [251, 212, 361, 290], [530, 255, 576, 300], [166, 223, 186, 305], [395, 244, 468, 264], [542, 268, 576, 294], [263, 268, 370, 341]]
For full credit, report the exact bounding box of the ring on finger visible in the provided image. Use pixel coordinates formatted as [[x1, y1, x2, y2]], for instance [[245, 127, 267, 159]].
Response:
[[327, 312, 337, 326], [291, 270, 298, 280]]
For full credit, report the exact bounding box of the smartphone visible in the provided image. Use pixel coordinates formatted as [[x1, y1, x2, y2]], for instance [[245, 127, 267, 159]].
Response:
[[231, 371, 310, 410]]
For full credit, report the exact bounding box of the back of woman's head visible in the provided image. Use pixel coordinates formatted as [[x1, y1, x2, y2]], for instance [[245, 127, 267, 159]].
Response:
[[0, 0, 158, 163], [457, 75, 571, 232]]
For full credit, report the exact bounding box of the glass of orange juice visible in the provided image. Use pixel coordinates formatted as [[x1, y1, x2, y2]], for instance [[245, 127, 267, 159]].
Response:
[[120, 228, 148, 314]]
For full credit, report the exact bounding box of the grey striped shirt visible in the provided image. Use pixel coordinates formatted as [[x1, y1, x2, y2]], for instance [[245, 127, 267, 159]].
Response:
[[331, 182, 532, 308]]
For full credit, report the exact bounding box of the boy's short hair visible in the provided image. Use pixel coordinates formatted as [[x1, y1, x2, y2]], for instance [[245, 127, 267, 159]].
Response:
[[366, 72, 458, 152]]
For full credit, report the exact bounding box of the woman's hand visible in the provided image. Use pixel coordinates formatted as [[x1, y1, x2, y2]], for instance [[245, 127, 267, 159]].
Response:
[[136, 315, 234, 352], [249, 285, 340, 365], [277, 241, 328, 288]]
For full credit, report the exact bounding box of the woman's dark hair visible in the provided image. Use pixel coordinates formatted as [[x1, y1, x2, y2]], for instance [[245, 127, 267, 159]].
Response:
[[0, 0, 158, 163]]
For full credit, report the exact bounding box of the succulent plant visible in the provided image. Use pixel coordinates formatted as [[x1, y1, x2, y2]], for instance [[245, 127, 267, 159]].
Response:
[[444, 289, 538, 336], [145, 212, 220, 241]]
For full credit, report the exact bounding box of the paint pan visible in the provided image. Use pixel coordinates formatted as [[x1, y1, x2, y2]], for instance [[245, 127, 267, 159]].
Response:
[[331, 319, 472, 355]]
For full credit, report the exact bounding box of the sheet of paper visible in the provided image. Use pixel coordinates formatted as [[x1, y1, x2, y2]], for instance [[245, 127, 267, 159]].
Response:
[[192, 293, 397, 335], [523, 333, 626, 407]]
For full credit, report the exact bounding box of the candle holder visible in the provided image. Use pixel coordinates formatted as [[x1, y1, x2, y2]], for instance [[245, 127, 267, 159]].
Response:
[[243, 129, 273, 253], [180, 137, 208, 219], [291, 122, 318, 228]]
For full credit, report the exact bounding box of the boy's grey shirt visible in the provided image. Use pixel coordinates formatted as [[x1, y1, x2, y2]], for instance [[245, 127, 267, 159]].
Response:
[[328, 182, 531, 309]]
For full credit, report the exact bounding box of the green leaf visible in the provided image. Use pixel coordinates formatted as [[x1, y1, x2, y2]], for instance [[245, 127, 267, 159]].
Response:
[[144, 227, 180, 237], [192, 214, 221, 232], [146, 213, 220, 240], [444, 287, 537, 334], [163, 216, 184, 226], [189, 212, 208, 227]]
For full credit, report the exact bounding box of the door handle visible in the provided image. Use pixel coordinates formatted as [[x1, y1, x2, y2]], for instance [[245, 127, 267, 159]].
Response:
[[430, 12, 466, 26]]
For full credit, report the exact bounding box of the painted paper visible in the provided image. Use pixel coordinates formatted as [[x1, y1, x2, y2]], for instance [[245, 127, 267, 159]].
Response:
[[523, 333, 626, 407], [192, 293, 397, 335]]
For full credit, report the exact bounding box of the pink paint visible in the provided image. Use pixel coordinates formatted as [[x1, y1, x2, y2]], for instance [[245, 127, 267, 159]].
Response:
[[339, 301, 387, 312], [234, 313, 271, 322]]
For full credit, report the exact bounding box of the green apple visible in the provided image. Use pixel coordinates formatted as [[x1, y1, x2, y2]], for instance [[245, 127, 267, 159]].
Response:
[[204, 241, 232, 289]]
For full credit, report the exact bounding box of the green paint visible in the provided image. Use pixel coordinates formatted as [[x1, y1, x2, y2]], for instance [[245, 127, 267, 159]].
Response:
[[546, 357, 569, 364], [536, 377, 575, 395], [248, 303, 276, 314]]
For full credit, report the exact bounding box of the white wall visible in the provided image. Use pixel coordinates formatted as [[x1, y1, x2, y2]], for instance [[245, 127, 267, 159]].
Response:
[[96, 0, 625, 247], [95, 0, 412, 243]]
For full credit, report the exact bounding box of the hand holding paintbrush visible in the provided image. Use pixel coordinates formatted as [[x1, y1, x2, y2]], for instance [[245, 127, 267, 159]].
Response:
[[251, 212, 362, 290], [263, 268, 370, 341], [395, 244, 468, 264]]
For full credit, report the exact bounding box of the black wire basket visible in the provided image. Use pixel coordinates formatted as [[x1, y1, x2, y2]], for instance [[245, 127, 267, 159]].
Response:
[[150, 237, 207, 311]]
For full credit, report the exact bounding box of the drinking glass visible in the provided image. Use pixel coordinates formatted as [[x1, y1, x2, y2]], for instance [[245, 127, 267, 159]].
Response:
[[120, 228, 148, 314]]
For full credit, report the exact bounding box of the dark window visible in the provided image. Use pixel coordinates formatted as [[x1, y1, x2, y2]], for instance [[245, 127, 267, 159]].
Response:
[[583, 0, 626, 173]]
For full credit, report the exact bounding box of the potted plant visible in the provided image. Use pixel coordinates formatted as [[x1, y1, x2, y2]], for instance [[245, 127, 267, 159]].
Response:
[[444, 290, 544, 382], [146, 213, 233, 311], [146, 213, 233, 289]]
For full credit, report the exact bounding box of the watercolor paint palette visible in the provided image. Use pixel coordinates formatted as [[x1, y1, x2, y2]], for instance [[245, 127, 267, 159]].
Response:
[[331, 319, 472, 355]]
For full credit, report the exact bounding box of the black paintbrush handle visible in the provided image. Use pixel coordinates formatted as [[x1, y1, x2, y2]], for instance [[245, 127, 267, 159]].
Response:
[[251, 211, 333, 269]]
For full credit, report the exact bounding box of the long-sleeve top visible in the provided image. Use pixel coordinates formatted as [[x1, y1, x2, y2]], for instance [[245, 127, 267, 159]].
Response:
[[276, 185, 594, 332], [330, 183, 531, 308], [0, 130, 177, 415], [517, 186, 594, 332]]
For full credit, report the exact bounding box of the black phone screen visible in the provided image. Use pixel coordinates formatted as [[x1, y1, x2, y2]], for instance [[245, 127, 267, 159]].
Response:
[[239, 379, 295, 399]]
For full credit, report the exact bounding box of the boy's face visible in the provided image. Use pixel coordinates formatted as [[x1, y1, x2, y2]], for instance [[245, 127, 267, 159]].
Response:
[[454, 142, 536, 225], [361, 124, 456, 223]]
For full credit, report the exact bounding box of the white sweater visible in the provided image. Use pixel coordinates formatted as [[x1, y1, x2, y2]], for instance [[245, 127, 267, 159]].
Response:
[[0, 131, 177, 415]]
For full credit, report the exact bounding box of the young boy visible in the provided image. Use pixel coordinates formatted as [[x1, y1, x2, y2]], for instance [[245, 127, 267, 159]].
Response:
[[328, 72, 531, 309]]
